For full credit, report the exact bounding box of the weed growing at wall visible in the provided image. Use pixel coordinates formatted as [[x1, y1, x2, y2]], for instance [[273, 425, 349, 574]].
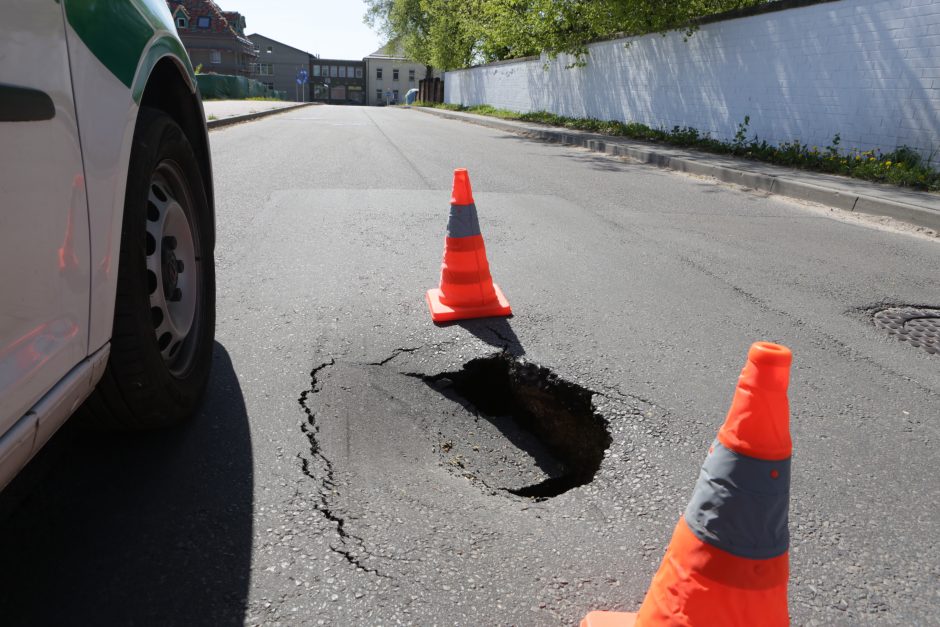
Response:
[[417, 102, 940, 192]]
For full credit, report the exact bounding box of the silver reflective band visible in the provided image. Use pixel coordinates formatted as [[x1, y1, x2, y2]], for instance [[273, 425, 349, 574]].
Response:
[[447, 203, 482, 239], [684, 440, 790, 560]]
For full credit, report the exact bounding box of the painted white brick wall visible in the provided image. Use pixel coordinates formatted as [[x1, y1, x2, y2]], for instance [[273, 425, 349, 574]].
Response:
[[445, 0, 940, 159]]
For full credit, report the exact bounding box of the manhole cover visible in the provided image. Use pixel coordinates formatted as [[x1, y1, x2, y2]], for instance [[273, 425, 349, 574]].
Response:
[[873, 307, 940, 355]]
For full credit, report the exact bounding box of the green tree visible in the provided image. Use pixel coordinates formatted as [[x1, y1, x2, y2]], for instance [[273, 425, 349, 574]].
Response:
[[364, 0, 483, 74], [366, 0, 770, 69]]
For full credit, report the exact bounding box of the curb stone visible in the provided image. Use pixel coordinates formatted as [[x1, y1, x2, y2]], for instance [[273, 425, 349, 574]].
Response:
[[414, 107, 940, 233], [207, 102, 315, 130]]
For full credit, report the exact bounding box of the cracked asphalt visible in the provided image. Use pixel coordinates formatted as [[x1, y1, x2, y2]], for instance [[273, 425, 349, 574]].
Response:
[[1, 105, 938, 626]]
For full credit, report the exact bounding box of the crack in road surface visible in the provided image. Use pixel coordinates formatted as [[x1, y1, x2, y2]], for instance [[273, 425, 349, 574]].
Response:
[[297, 358, 390, 578], [368, 347, 421, 366], [487, 325, 515, 350]]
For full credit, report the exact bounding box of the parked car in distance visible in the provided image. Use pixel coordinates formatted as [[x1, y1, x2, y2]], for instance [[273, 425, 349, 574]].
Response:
[[0, 0, 216, 492]]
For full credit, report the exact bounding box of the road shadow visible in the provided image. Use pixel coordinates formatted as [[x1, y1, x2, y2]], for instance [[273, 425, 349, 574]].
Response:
[[451, 317, 525, 356], [0, 342, 253, 627]]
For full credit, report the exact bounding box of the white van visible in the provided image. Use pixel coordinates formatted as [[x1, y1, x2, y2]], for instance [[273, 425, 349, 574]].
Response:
[[1, 0, 216, 490]]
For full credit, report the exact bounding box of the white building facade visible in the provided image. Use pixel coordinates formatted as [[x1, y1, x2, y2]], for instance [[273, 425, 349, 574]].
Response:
[[364, 45, 434, 106]]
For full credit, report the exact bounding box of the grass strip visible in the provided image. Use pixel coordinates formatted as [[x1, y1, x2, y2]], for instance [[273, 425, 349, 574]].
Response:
[[417, 102, 939, 192]]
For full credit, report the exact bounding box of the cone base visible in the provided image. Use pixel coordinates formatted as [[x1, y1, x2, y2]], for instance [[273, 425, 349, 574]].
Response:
[[579, 611, 637, 627], [426, 285, 512, 323]]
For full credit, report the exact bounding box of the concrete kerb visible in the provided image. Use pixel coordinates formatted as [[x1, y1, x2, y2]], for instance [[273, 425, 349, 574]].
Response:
[[206, 102, 315, 130], [414, 107, 940, 233]]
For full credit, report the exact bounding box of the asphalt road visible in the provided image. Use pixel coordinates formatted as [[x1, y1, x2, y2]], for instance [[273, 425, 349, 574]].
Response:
[[1, 105, 938, 626]]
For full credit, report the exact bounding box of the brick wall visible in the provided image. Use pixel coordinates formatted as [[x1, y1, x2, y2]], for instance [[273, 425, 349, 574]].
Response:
[[445, 0, 940, 159]]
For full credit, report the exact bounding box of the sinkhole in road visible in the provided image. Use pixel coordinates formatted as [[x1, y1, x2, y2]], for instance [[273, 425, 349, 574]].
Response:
[[417, 353, 612, 499]]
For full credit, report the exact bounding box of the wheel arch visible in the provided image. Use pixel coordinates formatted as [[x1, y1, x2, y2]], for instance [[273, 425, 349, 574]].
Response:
[[138, 57, 215, 246]]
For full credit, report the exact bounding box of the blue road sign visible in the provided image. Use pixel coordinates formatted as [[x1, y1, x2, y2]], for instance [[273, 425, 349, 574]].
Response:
[[296, 69, 309, 85]]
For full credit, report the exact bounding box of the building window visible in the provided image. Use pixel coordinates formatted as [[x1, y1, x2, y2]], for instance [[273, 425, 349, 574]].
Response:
[[376, 67, 382, 80], [210, 49, 221, 64], [345, 66, 353, 78], [393, 68, 399, 81], [393, 89, 399, 101], [176, 17, 187, 29], [197, 16, 211, 29], [264, 82, 274, 90], [338, 66, 347, 78], [257, 63, 272, 75], [409, 69, 415, 82], [266, 46, 273, 54], [376, 89, 382, 102], [330, 65, 338, 78], [355, 67, 363, 78], [313, 65, 321, 77]]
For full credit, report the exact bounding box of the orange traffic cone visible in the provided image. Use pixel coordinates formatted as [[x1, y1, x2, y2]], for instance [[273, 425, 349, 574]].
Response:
[[582, 341, 793, 627], [426, 168, 512, 323]]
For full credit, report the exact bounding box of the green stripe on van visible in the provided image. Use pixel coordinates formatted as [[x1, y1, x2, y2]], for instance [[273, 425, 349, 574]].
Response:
[[64, 0, 155, 88]]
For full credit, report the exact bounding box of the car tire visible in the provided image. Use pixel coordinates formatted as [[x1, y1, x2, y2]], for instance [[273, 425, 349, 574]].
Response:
[[80, 107, 215, 430]]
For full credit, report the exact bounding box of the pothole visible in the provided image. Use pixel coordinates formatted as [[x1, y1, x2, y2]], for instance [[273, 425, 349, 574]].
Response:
[[873, 307, 940, 355], [412, 353, 612, 499]]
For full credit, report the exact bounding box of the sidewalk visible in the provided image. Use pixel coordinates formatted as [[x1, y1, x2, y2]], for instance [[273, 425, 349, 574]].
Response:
[[203, 100, 312, 129], [414, 107, 940, 232]]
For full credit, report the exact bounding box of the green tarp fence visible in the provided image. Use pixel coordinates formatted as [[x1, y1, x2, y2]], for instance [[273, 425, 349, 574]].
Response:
[[196, 74, 286, 101]]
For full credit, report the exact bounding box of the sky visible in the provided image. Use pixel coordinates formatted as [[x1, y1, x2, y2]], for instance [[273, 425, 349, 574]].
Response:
[[219, 0, 384, 60]]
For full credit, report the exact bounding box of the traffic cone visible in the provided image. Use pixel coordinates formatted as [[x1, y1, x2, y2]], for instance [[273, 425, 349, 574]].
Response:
[[426, 168, 512, 323], [581, 341, 793, 627]]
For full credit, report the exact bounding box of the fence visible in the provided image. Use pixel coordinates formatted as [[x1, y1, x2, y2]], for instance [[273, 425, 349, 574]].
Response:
[[196, 74, 286, 101], [418, 78, 444, 104], [444, 0, 940, 160]]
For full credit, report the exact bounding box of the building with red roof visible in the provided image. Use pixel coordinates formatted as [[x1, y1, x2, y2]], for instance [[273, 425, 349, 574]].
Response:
[[167, 0, 258, 77]]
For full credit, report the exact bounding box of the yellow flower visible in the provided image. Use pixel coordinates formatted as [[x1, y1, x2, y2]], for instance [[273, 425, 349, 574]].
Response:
[[885, 161, 892, 167]]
